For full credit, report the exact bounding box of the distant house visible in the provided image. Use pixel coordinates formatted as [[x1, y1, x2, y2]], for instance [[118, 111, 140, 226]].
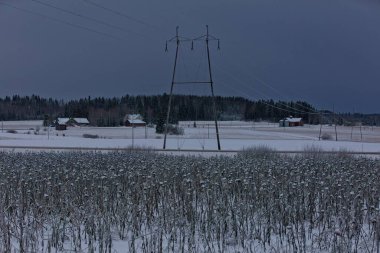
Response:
[[124, 114, 146, 127], [279, 117, 304, 127], [55, 117, 90, 130], [55, 124, 67, 131]]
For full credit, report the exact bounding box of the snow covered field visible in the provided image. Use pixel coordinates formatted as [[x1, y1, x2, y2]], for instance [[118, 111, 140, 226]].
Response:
[[0, 120, 380, 153], [1, 123, 380, 252], [1, 151, 379, 253]]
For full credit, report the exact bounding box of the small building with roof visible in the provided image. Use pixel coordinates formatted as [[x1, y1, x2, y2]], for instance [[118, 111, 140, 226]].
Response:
[[279, 117, 304, 127], [124, 114, 146, 127], [55, 117, 90, 130]]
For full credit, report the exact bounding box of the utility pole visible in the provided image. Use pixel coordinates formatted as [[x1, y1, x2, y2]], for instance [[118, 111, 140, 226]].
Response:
[[131, 125, 134, 149], [333, 105, 338, 141], [163, 26, 181, 150], [163, 26, 221, 150], [204, 25, 221, 150], [318, 112, 322, 140]]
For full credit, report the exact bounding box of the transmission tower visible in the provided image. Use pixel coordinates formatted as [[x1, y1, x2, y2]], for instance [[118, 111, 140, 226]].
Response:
[[163, 25, 221, 150]]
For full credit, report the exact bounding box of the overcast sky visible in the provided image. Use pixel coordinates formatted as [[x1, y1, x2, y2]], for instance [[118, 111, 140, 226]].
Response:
[[1, 0, 380, 113]]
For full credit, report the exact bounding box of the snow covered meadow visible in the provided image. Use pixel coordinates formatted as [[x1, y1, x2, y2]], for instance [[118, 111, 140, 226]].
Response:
[[1, 121, 380, 252], [1, 120, 380, 153], [0, 150, 379, 252]]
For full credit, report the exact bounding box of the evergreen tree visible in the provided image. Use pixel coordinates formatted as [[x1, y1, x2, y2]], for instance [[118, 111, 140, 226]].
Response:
[[0, 94, 375, 126], [156, 112, 165, 133]]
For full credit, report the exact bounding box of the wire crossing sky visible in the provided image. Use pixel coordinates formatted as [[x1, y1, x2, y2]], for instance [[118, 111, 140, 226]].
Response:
[[1, 0, 380, 113]]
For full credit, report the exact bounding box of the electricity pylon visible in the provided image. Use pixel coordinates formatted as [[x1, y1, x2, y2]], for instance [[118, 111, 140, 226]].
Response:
[[163, 26, 221, 150]]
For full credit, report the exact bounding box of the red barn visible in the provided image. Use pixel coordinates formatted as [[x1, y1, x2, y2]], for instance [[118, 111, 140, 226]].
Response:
[[279, 117, 304, 127]]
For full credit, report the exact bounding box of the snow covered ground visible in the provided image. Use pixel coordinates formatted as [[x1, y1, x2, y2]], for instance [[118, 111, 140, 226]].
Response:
[[0, 120, 379, 153], [2, 151, 379, 252], [1, 124, 379, 252]]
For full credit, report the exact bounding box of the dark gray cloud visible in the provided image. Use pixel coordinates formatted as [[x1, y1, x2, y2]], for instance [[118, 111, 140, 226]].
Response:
[[1, 0, 380, 112]]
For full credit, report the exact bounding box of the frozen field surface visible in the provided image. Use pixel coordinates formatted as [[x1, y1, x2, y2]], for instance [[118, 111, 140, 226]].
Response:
[[0, 120, 379, 152], [1, 151, 379, 252], [1, 123, 380, 252]]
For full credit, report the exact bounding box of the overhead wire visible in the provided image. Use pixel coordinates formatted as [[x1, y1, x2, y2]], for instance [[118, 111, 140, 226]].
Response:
[[0, 1, 125, 41], [214, 60, 357, 126], [29, 0, 150, 39], [211, 59, 328, 117], [213, 59, 348, 119], [229, 60, 355, 128], [163, 28, 319, 117], [216, 77, 312, 115], [81, 0, 158, 30], [238, 71, 354, 124], [222, 51, 325, 113], [238, 68, 316, 112], [233, 70, 354, 124], [213, 63, 318, 115], [4, 1, 354, 125]]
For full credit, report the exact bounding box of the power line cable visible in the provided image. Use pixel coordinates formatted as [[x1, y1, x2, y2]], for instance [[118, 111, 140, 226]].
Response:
[[82, 0, 158, 30], [242, 71, 315, 112], [216, 65, 356, 126], [214, 63, 318, 115], [216, 78, 313, 115], [223, 55, 323, 112], [243, 72, 319, 113], [213, 64, 329, 117], [30, 0, 149, 38], [214, 61, 345, 118], [221, 67, 314, 114], [0, 1, 125, 41]]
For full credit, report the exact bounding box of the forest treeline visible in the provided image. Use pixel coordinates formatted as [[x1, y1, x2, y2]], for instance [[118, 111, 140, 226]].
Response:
[[0, 94, 378, 126]]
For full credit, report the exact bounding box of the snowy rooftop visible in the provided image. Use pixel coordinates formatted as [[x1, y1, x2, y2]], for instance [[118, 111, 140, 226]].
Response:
[[57, 118, 70, 124], [124, 114, 144, 123], [128, 114, 142, 120], [283, 117, 302, 123], [126, 119, 146, 124], [74, 118, 90, 124], [57, 118, 89, 124]]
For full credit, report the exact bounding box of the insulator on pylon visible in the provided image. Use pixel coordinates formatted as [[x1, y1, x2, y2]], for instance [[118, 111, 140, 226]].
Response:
[[191, 41, 194, 50], [165, 41, 168, 52], [217, 40, 220, 50]]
